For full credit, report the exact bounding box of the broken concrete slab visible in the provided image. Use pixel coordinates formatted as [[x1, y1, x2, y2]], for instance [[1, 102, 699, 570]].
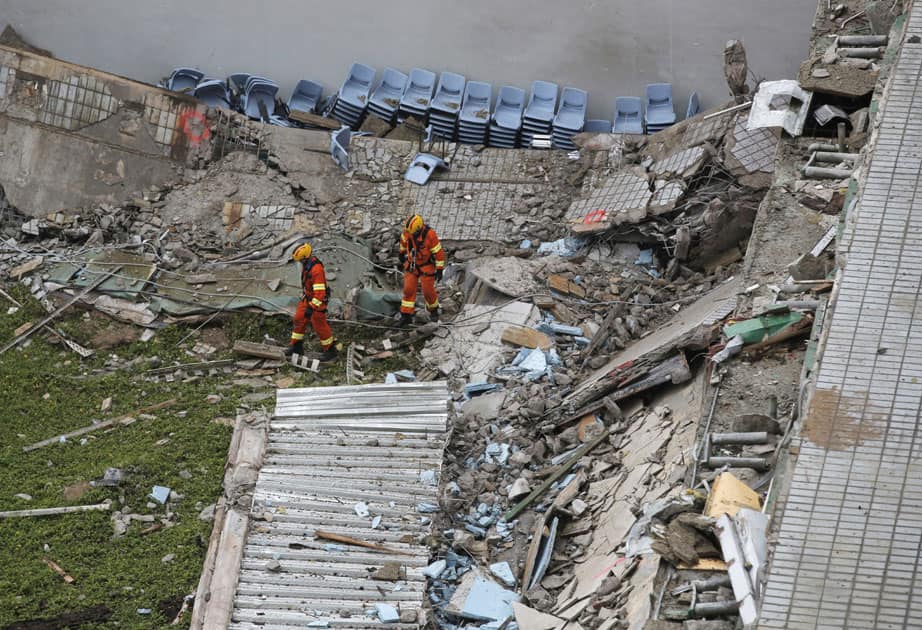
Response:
[[798, 59, 879, 98], [466, 256, 542, 297], [420, 301, 539, 379], [512, 602, 564, 629], [446, 569, 520, 622], [747, 80, 813, 136], [566, 169, 653, 231]]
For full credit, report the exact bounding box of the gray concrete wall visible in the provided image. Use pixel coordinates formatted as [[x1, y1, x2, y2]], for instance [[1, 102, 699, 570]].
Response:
[[1, 0, 815, 120]]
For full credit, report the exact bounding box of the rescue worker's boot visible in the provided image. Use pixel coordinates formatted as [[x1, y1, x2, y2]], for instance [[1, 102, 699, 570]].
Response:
[[319, 345, 338, 362], [283, 341, 304, 357], [398, 313, 413, 328], [429, 307, 440, 322]]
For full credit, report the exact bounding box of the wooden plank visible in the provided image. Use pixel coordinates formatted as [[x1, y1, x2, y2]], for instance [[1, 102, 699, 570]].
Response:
[[0, 267, 119, 355], [314, 530, 415, 556], [288, 109, 341, 130], [10, 256, 44, 279], [233, 340, 285, 361], [43, 557, 75, 584], [22, 399, 177, 452], [548, 274, 586, 298], [0, 502, 111, 518], [501, 326, 552, 350]]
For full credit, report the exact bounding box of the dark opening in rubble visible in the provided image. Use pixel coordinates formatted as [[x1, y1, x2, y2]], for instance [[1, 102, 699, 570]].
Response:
[[802, 91, 872, 137]]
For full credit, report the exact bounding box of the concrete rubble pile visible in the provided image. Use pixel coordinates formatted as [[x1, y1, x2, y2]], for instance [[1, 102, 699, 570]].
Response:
[[2, 0, 907, 622]]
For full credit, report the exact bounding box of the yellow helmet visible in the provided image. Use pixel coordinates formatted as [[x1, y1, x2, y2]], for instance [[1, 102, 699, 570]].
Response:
[[292, 242, 313, 262], [405, 214, 424, 234]]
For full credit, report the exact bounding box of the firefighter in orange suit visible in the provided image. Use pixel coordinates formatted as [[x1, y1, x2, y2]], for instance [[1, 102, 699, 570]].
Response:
[[285, 242, 337, 360], [398, 214, 446, 327]]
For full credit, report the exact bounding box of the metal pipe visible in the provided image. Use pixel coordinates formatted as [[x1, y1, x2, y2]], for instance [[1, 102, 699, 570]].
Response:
[[707, 456, 770, 470], [777, 299, 820, 311], [814, 151, 859, 162], [838, 122, 847, 152], [807, 142, 841, 152], [838, 34, 887, 46], [694, 601, 740, 617], [803, 165, 853, 179], [839, 46, 883, 58], [711, 431, 770, 445], [672, 574, 732, 596], [703, 101, 752, 120]]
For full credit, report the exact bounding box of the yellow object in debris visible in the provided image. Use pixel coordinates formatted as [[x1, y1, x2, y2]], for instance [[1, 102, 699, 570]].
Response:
[[705, 472, 761, 518], [678, 557, 729, 571]]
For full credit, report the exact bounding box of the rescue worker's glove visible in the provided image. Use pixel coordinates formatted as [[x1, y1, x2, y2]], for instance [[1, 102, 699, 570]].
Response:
[[435, 269, 443, 282]]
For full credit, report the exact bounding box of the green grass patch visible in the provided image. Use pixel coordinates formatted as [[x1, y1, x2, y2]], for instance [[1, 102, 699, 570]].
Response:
[[0, 288, 419, 627]]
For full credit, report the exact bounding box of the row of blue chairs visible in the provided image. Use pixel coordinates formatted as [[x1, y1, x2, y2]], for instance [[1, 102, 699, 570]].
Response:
[[162, 67, 325, 126], [163, 66, 700, 145]]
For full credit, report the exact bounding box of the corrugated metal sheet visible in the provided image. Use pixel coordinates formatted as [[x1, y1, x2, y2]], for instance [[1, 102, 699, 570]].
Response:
[[230, 381, 449, 629]]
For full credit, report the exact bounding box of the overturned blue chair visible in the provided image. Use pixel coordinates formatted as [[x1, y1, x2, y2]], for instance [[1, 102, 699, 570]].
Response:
[[552, 87, 588, 149], [368, 68, 408, 123], [458, 81, 492, 145], [521, 81, 558, 148], [194, 79, 231, 109], [613, 96, 644, 134], [644, 83, 676, 133], [332, 63, 376, 128], [399, 68, 436, 121], [489, 85, 525, 148], [288, 80, 324, 115], [429, 72, 466, 140]]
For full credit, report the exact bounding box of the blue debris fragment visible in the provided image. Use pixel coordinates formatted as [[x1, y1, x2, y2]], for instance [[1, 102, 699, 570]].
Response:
[[148, 485, 170, 504]]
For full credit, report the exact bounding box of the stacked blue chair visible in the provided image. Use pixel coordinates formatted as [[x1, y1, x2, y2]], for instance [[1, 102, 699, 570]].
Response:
[[194, 79, 231, 109], [368, 68, 408, 123], [552, 87, 588, 149], [613, 97, 644, 134], [332, 63, 376, 128], [644, 83, 677, 133], [399, 68, 436, 122], [489, 86, 525, 148], [243, 76, 279, 120], [288, 80, 324, 115], [521, 81, 558, 148], [584, 119, 612, 133], [686, 91, 700, 120], [429, 72, 466, 140], [166, 68, 204, 92], [458, 81, 492, 145]]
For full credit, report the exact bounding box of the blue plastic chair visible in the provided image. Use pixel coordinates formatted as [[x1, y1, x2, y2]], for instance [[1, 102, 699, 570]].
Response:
[[194, 79, 231, 109], [613, 97, 644, 134], [431, 72, 466, 114], [368, 68, 408, 120], [168, 68, 204, 92], [523, 81, 558, 124], [339, 63, 376, 109], [645, 83, 677, 128], [492, 86, 526, 130], [553, 87, 588, 131], [686, 91, 700, 120], [400, 68, 437, 117], [288, 80, 324, 114], [460, 81, 492, 124], [244, 80, 279, 119]]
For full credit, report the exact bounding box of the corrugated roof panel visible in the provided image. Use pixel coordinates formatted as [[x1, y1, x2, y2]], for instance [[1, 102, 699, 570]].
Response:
[[231, 381, 449, 628]]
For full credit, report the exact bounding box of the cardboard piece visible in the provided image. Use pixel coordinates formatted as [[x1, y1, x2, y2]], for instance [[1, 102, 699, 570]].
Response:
[[705, 472, 761, 518]]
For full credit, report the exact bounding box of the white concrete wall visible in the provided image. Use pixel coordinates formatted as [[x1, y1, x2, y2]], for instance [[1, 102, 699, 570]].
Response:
[[1, 0, 814, 120]]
